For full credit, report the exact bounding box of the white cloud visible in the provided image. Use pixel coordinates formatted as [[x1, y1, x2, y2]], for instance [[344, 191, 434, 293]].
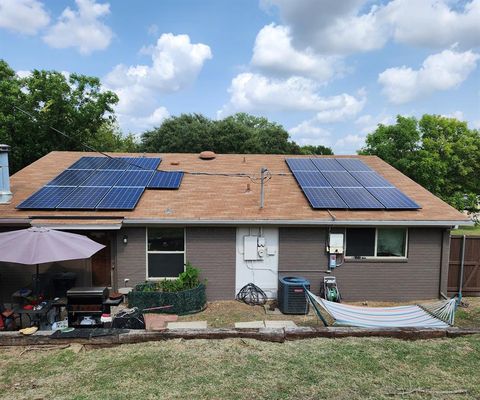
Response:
[[105, 33, 211, 132], [355, 113, 393, 134], [441, 111, 465, 121], [43, 0, 113, 54], [16, 70, 32, 79], [0, 0, 49, 35], [334, 133, 366, 154], [378, 49, 479, 103], [382, 0, 480, 49], [263, 0, 388, 54], [251, 24, 342, 82], [289, 120, 332, 146], [219, 72, 365, 119], [119, 106, 170, 134], [263, 0, 480, 55]]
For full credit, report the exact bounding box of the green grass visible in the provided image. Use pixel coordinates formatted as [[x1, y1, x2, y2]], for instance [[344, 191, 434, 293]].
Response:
[[451, 225, 480, 236], [1, 335, 479, 399]]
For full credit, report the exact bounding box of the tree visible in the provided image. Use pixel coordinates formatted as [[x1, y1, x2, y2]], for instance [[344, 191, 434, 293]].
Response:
[[141, 112, 331, 155], [0, 59, 132, 173], [299, 145, 334, 155], [360, 115, 480, 212]]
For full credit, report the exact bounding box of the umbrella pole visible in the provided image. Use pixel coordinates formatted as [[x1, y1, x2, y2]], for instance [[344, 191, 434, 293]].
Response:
[[35, 264, 39, 297]]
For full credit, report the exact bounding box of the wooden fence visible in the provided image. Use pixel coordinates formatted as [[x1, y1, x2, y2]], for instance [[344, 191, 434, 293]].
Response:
[[448, 236, 480, 296]]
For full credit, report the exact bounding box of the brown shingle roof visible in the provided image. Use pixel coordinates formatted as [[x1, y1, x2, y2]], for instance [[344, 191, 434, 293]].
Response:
[[0, 151, 469, 226]]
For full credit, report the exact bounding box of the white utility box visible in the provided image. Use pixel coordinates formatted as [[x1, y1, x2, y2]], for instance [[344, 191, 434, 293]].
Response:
[[244, 236, 260, 260], [329, 233, 344, 254]]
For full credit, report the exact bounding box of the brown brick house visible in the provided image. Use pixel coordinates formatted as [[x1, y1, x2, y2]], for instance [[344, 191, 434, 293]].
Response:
[[0, 150, 470, 302]]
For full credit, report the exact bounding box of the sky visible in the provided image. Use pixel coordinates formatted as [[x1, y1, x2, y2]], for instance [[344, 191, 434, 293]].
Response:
[[0, 0, 479, 154]]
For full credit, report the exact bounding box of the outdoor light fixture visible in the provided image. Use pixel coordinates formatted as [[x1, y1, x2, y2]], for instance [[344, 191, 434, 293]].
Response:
[[123, 235, 128, 244]]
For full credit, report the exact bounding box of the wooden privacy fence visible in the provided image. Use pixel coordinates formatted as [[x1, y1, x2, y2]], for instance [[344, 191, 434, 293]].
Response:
[[448, 236, 480, 296]]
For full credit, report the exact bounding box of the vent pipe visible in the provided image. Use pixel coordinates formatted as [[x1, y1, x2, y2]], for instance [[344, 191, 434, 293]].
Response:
[[0, 144, 12, 204]]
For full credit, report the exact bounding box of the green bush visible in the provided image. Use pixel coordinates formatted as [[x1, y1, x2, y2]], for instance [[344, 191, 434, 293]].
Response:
[[135, 263, 204, 293]]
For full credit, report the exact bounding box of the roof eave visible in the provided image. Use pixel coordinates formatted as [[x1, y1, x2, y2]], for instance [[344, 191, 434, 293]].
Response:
[[122, 218, 472, 227]]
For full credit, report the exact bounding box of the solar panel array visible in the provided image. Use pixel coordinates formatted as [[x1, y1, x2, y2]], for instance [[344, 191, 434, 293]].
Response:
[[286, 158, 420, 210], [17, 156, 184, 210]]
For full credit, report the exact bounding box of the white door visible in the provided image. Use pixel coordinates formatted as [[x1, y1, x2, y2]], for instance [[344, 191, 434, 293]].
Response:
[[235, 227, 279, 298]]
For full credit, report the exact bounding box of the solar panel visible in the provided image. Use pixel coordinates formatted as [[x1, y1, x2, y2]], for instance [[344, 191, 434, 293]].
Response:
[[336, 158, 372, 171], [69, 157, 108, 170], [311, 158, 345, 171], [349, 171, 394, 188], [322, 171, 362, 188], [46, 169, 94, 187], [367, 188, 421, 209], [335, 188, 385, 209], [115, 170, 155, 187], [81, 170, 124, 186], [286, 158, 317, 171], [125, 157, 162, 170], [292, 171, 330, 187], [302, 187, 347, 209], [96, 187, 145, 210], [147, 171, 184, 189], [97, 157, 130, 170], [17, 186, 76, 209], [57, 187, 110, 209]]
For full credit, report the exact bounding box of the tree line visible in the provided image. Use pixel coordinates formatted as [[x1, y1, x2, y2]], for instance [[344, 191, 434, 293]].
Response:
[[0, 60, 478, 213]]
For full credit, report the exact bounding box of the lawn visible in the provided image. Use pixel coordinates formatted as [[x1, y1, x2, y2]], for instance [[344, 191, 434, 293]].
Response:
[[451, 225, 480, 236], [0, 335, 479, 400], [178, 297, 480, 329]]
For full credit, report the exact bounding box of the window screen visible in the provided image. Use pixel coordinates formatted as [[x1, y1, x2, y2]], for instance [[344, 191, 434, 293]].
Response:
[[148, 228, 184, 251], [377, 228, 406, 257], [345, 228, 375, 257], [148, 254, 185, 278]]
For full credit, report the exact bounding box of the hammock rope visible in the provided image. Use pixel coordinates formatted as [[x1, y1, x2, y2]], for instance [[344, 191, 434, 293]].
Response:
[[305, 289, 457, 328]]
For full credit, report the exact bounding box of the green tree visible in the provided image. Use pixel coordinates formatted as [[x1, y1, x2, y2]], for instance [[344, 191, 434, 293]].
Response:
[[0, 60, 133, 172], [299, 145, 334, 155], [141, 112, 331, 155], [360, 114, 480, 212]]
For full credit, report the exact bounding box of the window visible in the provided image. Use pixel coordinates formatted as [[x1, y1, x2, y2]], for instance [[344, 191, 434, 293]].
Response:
[[147, 228, 185, 278], [345, 228, 407, 258]]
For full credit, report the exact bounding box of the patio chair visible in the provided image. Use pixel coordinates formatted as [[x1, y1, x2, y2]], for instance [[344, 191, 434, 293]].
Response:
[[0, 304, 20, 331]]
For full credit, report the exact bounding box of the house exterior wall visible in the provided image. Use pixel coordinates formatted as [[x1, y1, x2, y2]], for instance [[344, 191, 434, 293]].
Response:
[[186, 227, 236, 301], [115, 227, 147, 290], [278, 227, 448, 301]]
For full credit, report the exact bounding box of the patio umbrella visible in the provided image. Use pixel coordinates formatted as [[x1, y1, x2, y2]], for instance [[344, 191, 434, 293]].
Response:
[[0, 227, 105, 295]]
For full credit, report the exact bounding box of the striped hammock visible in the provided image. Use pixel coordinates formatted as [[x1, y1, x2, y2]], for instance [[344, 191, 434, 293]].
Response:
[[305, 289, 457, 328]]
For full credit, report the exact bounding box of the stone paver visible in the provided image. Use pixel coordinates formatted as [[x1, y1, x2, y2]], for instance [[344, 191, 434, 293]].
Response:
[[167, 321, 208, 330], [235, 321, 265, 329]]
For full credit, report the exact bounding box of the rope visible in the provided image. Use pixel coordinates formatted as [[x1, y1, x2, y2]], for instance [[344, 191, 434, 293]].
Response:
[[236, 283, 267, 306]]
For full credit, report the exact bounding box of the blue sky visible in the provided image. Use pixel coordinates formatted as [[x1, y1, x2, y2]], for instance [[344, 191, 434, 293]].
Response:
[[0, 0, 479, 153]]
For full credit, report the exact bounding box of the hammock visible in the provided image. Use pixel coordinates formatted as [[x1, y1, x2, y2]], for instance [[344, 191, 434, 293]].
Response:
[[305, 289, 457, 328]]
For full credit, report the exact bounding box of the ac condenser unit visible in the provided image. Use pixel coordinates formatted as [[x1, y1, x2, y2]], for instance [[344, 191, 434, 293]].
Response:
[[277, 276, 310, 314]]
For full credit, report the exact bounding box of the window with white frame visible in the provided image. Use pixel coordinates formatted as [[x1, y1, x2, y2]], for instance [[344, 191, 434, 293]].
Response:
[[147, 228, 185, 278], [345, 228, 407, 258]]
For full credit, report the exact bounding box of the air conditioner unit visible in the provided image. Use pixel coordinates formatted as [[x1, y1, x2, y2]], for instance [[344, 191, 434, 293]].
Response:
[[277, 276, 310, 314]]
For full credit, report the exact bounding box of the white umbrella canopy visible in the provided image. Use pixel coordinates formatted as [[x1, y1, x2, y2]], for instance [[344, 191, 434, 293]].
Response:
[[0, 227, 105, 295], [0, 227, 105, 265]]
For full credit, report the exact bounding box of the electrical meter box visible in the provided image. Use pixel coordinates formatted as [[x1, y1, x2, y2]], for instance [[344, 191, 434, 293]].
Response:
[[244, 236, 260, 260], [329, 233, 344, 254]]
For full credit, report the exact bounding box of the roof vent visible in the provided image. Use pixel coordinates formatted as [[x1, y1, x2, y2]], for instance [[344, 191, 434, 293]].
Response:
[[199, 151, 216, 160]]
